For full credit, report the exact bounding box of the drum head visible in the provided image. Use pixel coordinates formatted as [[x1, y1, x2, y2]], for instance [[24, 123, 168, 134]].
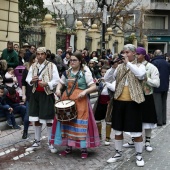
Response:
[[55, 100, 75, 108]]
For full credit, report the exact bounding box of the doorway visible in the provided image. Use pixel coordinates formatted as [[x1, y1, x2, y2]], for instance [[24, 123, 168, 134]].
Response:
[[148, 42, 167, 54]]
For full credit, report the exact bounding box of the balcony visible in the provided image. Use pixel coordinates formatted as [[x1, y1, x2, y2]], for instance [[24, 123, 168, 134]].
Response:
[[150, 0, 170, 10]]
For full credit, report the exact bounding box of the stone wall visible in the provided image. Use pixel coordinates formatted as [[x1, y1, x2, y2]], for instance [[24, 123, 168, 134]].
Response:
[[0, 0, 19, 54]]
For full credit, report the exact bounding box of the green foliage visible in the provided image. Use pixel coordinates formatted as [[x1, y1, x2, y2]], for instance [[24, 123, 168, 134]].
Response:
[[125, 34, 135, 44], [19, 0, 48, 29], [19, 0, 48, 45]]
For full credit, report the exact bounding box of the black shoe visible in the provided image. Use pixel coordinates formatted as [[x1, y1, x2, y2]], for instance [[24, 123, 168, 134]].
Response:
[[13, 124, 21, 129], [22, 130, 28, 139], [157, 124, 162, 126]]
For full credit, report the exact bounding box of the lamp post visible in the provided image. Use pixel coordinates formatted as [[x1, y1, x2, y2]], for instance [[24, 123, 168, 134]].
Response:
[[96, 0, 111, 53]]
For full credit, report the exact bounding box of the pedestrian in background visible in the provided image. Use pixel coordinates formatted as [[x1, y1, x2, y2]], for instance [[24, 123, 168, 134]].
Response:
[[1, 41, 19, 68], [0, 85, 20, 129], [151, 49, 170, 126], [21, 54, 37, 139]]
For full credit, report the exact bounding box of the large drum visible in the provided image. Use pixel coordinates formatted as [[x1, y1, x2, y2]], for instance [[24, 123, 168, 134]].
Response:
[[55, 100, 77, 121]]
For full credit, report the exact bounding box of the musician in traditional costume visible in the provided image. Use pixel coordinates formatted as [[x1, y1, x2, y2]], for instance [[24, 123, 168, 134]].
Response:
[[104, 44, 146, 167], [25, 47, 60, 152], [51, 52, 100, 159], [94, 65, 114, 146], [123, 47, 160, 152]]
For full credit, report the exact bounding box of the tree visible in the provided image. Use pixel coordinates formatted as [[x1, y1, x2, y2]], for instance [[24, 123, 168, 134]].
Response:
[[19, 0, 48, 44], [50, 0, 143, 32]]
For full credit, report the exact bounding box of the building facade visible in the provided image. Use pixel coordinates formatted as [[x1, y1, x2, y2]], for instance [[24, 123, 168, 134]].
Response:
[[0, 0, 19, 54], [142, 0, 170, 54], [46, 0, 170, 54]]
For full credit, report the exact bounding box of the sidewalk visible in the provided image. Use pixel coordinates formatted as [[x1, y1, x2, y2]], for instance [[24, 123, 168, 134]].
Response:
[[0, 93, 170, 170], [103, 122, 170, 170]]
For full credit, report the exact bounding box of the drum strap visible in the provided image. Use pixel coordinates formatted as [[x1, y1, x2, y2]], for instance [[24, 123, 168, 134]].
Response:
[[66, 70, 80, 98]]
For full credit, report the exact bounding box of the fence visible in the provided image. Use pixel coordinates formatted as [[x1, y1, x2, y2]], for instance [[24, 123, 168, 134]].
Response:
[[20, 27, 45, 47]]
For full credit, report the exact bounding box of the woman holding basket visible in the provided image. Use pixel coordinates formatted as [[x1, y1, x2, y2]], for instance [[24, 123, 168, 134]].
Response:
[[51, 52, 100, 159]]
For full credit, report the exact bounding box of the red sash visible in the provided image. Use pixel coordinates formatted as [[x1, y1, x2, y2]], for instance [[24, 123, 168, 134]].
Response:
[[36, 80, 45, 92], [99, 95, 110, 104]]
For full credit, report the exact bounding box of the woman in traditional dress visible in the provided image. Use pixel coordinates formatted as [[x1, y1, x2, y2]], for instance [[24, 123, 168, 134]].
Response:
[[51, 52, 100, 159]]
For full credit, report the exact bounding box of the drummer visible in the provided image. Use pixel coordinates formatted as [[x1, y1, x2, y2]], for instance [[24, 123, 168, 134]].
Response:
[[25, 47, 60, 153], [51, 51, 100, 159]]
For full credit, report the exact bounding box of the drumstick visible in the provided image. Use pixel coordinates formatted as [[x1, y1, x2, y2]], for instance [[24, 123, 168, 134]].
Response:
[[65, 98, 78, 105], [65, 101, 72, 105], [58, 96, 65, 105], [57, 100, 64, 105]]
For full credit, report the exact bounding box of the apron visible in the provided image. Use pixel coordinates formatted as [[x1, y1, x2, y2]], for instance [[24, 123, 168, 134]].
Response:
[[61, 79, 89, 141]]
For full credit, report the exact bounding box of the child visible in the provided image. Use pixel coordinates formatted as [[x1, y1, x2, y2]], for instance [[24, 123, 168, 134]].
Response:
[[5, 67, 22, 96], [6, 87, 28, 138], [94, 66, 112, 146], [0, 85, 20, 129]]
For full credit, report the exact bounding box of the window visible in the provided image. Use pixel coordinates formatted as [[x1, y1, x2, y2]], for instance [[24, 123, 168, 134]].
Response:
[[123, 15, 135, 30], [107, 14, 135, 31], [144, 15, 168, 29]]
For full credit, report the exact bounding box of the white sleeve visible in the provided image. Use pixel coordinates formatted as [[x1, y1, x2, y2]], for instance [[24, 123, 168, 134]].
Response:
[[47, 64, 60, 90], [104, 67, 117, 83], [60, 74, 67, 85], [84, 70, 94, 86], [106, 81, 116, 92], [26, 66, 33, 86], [126, 62, 146, 80], [146, 64, 160, 88]]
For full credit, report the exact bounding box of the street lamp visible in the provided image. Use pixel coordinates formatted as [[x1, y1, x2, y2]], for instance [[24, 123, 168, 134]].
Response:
[[95, 0, 112, 53]]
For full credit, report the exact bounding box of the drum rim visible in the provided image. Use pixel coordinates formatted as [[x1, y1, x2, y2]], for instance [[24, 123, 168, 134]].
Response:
[[55, 114, 77, 121], [55, 100, 75, 108]]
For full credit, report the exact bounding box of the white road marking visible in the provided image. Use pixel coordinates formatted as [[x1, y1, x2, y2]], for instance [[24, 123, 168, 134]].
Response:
[[0, 152, 5, 156], [0, 148, 17, 157], [13, 151, 34, 160]]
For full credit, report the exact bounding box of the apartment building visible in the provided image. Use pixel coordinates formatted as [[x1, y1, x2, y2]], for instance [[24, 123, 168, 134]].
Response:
[[46, 0, 170, 54], [138, 0, 170, 54]]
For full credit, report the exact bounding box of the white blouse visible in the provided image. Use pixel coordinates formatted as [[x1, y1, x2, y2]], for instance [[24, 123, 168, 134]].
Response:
[[60, 67, 94, 87]]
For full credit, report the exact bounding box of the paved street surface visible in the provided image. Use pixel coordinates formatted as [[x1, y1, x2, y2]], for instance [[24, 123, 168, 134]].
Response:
[[0, 93, 170, 170]]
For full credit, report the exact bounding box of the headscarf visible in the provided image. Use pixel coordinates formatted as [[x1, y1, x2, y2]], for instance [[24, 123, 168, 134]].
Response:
[[136, 47, 150, 62]]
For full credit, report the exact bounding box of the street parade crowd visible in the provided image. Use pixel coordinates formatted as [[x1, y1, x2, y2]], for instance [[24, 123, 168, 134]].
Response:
[[0, 41, 170, 167]]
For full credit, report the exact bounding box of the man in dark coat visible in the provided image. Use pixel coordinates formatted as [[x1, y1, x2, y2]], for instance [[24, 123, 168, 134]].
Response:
[[151, 49, 170, 126]]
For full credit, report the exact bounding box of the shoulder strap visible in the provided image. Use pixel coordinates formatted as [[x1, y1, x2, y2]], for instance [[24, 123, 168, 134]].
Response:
[[37, 61, 50, 77], [117, 69, 130, 86], [63, 70, 68, 79], [98, 83, 106, 96], [66, 70, 80, 98], [144, 61, 148, 66]]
